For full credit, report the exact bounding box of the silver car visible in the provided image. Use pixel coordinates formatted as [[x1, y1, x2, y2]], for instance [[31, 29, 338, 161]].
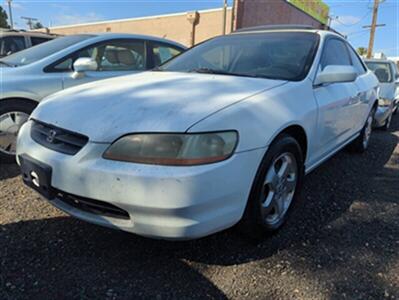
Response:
[[0, 33, 186, 162], [365, 59, 399, 130]]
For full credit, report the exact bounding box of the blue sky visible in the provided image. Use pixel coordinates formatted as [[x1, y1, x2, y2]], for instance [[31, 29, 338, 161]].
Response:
[[1, 0, 398, 56]]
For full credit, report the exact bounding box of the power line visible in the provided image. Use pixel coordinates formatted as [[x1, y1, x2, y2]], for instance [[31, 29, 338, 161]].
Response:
[[333, 9, 372, 27]]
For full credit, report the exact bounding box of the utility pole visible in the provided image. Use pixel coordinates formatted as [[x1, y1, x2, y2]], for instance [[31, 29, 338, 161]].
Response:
[[222, 0, 228, 35], [366, 0, 382, 59], [6, 0, 13, 29], [21, 16, 38, 30]]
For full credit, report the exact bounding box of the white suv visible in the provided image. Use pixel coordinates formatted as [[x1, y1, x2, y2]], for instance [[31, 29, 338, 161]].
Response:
[[16, 26, 379, 240]]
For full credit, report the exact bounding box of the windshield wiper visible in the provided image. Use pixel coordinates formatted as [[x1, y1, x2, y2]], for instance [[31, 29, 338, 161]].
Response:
[[189, 68, 263, 78]]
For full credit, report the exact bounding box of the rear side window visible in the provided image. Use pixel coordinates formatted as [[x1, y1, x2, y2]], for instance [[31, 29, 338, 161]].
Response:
[[31, 37, 51, 46], [151, 42, 183, 66], [320, 38, 351, 70], [50, 39, 146, 72], [0, 36, 26, 56], [347, 45, 367, 75]]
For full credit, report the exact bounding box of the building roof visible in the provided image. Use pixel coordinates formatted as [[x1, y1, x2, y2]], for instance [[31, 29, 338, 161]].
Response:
[[47, 7, 232, 30]]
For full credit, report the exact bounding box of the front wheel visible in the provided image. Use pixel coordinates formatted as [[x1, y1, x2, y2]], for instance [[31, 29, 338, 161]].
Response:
[[238, 134, 304, 239], [0, 99, 37, 163]]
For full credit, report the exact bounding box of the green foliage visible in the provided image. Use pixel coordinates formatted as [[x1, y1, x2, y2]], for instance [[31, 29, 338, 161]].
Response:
[[32, 22, 44, 29], [357, 47, 368, 56], [0, 6, 10, 29]]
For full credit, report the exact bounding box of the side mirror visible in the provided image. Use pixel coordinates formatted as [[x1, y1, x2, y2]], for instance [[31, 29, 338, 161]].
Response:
[[395, 74, 399, 84], [314, 65, 357, 86], [72, 58, 98, 78]]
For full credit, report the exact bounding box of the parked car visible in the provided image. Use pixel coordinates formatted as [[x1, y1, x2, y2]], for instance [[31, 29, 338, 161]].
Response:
[[16, 26, 379, 240], [0, 29, 55, 57], [0, 33, 186, 161], [365, 59, 399, 130]]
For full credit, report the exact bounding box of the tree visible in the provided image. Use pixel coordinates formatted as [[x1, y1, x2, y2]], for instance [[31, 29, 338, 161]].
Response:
[[357, 47, 368, 56], [32, 22, 44, 29], [0, 6, 10, 29]]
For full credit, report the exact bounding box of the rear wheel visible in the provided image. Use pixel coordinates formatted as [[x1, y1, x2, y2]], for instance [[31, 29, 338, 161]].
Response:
[[0, 99, 37, 163], [238, 134, 304, 239], [382, 112, 392, 131], [348, 107, 375, 153]]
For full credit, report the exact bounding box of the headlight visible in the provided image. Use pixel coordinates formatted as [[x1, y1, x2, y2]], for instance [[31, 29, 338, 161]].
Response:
[[378, 98, 391, 107], [103, 131, 238, 165]]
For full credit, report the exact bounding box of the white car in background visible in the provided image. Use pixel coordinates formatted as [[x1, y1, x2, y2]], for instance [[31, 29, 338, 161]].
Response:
[[365, 59, 399, 130], [0, 33, 185, 162], [17, 26, 379, 240]]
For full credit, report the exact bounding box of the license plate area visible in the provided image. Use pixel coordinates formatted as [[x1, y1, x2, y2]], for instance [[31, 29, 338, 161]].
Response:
[[19, 154, 54, 199]]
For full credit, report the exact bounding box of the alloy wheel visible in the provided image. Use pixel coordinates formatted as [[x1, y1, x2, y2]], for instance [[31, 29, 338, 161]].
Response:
[[363, 114, 373, 149], [0, 111, 29, 155], [261, 152, 298, 226]]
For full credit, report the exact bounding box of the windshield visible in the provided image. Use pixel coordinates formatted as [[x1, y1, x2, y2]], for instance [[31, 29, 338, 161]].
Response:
[[161, 32, 319, 81], [366, 62, 393, 83], [0, 34, 94, 67]]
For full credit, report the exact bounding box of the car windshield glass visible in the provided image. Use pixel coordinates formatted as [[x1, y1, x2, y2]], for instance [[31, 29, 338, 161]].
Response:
[[0, 35, 94, 66], [366, 62, 392, 83], [160, 32, 319, 81]]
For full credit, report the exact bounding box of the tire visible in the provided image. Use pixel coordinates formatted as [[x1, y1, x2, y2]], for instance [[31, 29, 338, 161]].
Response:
[[348, 107, 376, 153], [382, 112, 392, 131], [0, 99, 37, 163], [238, 134, 304, 240]]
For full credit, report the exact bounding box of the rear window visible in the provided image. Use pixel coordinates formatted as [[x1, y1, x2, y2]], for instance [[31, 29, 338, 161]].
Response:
[[0, 34, 94, 66], [31, 36, 52, 46]]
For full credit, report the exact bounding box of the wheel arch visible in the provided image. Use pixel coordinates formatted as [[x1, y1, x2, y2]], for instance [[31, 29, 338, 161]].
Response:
[[269, 124, 308, 163], [0, 97, 39, 109]]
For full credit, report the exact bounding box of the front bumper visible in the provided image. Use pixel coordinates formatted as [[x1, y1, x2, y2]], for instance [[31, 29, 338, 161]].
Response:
[[16, 121, 265, 240], [374, 105, 392, 127]]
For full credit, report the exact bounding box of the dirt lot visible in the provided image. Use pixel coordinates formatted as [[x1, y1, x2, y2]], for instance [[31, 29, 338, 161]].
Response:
[[1, 117, 398, 300]]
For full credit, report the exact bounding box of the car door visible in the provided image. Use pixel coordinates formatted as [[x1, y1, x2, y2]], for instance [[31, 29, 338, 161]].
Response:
[[51, 39, 147, 89], [313, 37, 359, 159], [346, 44, 370, 131]]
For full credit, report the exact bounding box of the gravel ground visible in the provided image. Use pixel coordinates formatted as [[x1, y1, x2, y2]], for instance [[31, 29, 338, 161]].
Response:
[[1, 117, 398, 300]]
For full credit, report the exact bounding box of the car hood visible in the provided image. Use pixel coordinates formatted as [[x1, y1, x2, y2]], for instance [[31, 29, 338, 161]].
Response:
[[32, 71, 286, 143]]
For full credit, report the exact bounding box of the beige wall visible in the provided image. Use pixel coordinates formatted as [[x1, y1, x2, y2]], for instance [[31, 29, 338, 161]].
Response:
[[43, 8, 232, 46]]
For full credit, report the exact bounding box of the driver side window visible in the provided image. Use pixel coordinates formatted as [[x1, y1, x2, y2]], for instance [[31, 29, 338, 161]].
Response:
[[52, 40, 146, 72], [320, 39, 351, 70]]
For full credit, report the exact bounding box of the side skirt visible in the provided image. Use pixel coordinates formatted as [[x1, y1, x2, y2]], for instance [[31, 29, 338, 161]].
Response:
[[304, 131, 361, 175]]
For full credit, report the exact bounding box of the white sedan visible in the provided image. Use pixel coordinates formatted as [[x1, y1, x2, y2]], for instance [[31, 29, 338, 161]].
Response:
[[16, 26, 379, 240]]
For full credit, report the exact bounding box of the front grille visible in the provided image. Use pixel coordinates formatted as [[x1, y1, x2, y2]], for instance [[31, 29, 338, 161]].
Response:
[[31, 120, 88, 155], [55, 189, 130, 220]]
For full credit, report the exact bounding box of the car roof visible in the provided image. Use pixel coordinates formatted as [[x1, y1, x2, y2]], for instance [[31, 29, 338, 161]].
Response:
[[83, 33, 187, 49], [0, 29, 56, 38], [231, 25, 344, 39]]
